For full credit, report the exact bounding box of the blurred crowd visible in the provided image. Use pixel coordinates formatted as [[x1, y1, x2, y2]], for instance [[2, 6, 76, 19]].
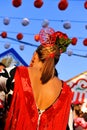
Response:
[[72, 99, 87, 130]]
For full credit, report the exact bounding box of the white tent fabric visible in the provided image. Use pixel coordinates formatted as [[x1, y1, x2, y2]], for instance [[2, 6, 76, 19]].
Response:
[[67, 71, 87, 104]]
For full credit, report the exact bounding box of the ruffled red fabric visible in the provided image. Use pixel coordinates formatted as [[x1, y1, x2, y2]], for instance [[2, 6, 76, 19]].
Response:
[[4, 66, 38, 130], [4, 66, 73, 130]]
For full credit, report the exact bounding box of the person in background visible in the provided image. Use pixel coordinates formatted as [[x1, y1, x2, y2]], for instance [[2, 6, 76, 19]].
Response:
[[0, 62, 6, 130], [0, 31, 73, 130], [73, 102, 87, 130]]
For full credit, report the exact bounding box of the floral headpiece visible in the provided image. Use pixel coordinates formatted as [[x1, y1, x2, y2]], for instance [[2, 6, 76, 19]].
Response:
[[39, 27, 72, 53], [51, 31, 72, 53]]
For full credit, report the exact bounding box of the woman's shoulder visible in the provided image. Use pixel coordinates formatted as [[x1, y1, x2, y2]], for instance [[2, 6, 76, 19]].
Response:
[[46, 77, 62, 93], [61, 80, 72, 89], [53, 79, 73, 96], [51, 77, 68, 88]]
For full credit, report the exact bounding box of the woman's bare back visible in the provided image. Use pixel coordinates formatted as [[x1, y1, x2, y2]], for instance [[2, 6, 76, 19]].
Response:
[[28, 67, 62, 110]]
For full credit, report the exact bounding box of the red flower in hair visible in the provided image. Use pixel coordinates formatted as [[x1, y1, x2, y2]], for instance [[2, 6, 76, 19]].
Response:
[[51, 31, 71, 53]]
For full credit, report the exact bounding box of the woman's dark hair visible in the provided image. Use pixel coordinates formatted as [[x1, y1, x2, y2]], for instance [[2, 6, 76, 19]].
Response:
[[54, 68, 58, 77], [36, 44, 60, 84]]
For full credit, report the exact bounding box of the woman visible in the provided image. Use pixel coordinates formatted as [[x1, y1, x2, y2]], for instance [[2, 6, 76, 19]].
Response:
[[0, 31, 73, 130]]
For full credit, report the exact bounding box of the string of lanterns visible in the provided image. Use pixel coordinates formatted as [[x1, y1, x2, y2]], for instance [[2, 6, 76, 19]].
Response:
[[3, 17, 30, 26], [1, 16, 87, 49], [2, 16, 87, 35], [0, 29, 83, 47], [12, 0, 87, 10], [2, 17, 87, 33], [0, 29, 87, 58], [0, 31, 23, 40], [0, 31, 25, 50], [1, 1, 87, 56]]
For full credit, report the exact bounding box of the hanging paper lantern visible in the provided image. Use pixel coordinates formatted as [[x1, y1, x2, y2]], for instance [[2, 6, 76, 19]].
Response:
[[21, 18, 29, 26], [3, 17, 10, 25], [19, 44, 24, 50], [4, 43, 10, 49], [67, 50, 73, 56], [16, 33, 23, 40], [34, 0, 43, 8], [12, 0, 22, 7], [63, 22, 71, 29], [83, 38, 87, 46], [58, 0, 68, 10], [1, 32, 7, 38], [34, 34, 40, 42], [84, 1, 87, 9], [41, 19, 49, 28], [71, 37, 77, 45], [85, 25, 87, 29]]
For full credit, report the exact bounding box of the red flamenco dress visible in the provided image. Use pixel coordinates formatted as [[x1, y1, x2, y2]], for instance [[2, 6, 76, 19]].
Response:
[[4, 66, 73, 130]]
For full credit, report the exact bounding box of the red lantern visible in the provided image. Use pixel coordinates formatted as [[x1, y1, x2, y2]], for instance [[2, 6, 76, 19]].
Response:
[[1, 32, 7, 38], [34, 0, 43, 8], [71, 37, 77, 45], [83, 38, 87, 46], [84, 1, 87, 9], [12, 0, 22, 7], [16, 33, 23, 40], [34, 34, 40, 42], [58, 0, 68, 10]]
